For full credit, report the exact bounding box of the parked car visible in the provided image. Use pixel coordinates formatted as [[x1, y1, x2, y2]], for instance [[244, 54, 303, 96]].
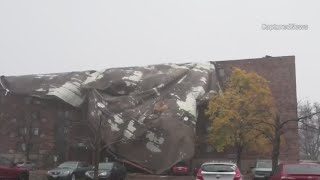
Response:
[[196, 161, 242, 180], [251, 160, 272, 180], [85, 162, 127, 180], [16, 161, 36, 171], [268, 162, 320, 180], [0, 156, 29, 180], [171, 161, 189, 176], [193, 164, 202, 177], [47, 161, 92, 180]]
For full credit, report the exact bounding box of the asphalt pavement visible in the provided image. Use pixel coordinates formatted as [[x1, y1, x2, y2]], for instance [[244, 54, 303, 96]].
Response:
[[29, 171, 194, 180], [30, 170, 251, 180], [128, 175, 193, 180]]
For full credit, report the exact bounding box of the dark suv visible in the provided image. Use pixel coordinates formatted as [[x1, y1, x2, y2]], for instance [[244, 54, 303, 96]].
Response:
[[0, 156, 29, 180]]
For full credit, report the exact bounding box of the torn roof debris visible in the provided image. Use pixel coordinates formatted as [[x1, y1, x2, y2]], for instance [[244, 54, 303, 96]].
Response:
[[0, 62, 220, 174]]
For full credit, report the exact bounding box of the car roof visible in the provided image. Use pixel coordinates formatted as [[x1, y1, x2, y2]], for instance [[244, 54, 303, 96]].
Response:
[[256, 159, 272, 162], [99, 162, 115, 164], [282, 162, 319, 165], [202, 162, 237, 166], [300, 160, 320, 163], [62, 161, 80, 163]]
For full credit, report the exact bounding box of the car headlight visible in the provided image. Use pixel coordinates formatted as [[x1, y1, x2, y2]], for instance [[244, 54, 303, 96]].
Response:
[[99, 172, 108, 176], [63, 171, 70, 175]]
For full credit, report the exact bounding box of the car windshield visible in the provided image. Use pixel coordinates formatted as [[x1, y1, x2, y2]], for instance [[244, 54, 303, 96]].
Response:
[[98, 163, 113, 170], [257, 160, 272, 168], [0, 157, 13, 167], [58, 162, 78, 169], [202, 164, 236, 172], [285, 164, 320, 175]]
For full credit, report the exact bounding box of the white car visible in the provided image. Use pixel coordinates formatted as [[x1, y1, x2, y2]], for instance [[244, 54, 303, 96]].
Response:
[[196, 161, 242, 180]]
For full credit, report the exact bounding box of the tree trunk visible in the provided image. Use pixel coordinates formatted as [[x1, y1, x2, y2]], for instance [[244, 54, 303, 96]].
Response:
[[94, 111, 103, 180], [93, 141, 101, 180], [236, 146, 243, 171], [272, 115, 281, 172], [272, 133, 280, 172], [25, 144, 30, 161], [25, 150, 30, 161]]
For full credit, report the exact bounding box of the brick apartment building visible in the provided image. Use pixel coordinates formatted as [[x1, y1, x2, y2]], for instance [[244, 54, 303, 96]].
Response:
[[0, 94, 86, 167], [195, 56, 298, 170], [0, 56, 298, 171]]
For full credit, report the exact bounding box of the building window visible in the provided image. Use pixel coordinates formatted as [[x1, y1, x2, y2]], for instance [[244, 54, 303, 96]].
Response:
[[10, 118, 16, 123], [219, 69, 225, 77], [24, 97, 32, 104], [19, 128, 27, 135], [21, 143, 26, 151], [57, 111, 64, 118], [9, 132, 15, 138], [65, 111, 70, 119], [33, 128, 39, 136], [31, 112, 39, 120], [41, 118, 47, 123], [33, 99, 41, 105], [19, 143, 38, 153], [206, 145, 214, 153], [19, 127, 39, 135], [63, 127, 68, 134]]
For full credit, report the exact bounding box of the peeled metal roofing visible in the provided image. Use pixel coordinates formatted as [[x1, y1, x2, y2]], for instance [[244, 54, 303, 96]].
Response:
[[0, 62, 220, 174]]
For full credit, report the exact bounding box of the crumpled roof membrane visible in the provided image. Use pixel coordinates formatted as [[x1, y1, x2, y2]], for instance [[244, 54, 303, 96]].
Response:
[[0, 62, 220, 174]]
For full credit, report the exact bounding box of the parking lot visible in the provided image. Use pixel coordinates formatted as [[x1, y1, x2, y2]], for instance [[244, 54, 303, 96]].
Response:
[[29, 171, 194, 180], [128, 174, 194, 180]]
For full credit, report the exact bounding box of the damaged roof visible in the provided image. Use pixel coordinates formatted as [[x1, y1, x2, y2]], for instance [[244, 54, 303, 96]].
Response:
[[0, 62, 221, 174]]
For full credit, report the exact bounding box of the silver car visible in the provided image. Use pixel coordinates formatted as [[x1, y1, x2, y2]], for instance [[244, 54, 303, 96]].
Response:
[[196, 162, 242, 180]]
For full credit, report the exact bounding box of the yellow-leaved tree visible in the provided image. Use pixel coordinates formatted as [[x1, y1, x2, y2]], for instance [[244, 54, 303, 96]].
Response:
[[206, 68, 276, 169]]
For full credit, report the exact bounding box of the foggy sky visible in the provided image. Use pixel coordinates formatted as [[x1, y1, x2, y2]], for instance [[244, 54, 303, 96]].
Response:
[[0, 0, 319, 102]]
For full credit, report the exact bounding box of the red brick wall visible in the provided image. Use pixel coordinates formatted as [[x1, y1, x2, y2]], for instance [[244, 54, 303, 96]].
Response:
[[0, 94, 84, 165], [214, 56, 298, 161], [0, 94, 54, 161]]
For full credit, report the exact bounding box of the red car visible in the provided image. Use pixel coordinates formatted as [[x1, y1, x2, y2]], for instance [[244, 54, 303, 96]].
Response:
[[0, 156, 29, 180], [269, 162, 320, 180], [171, 161, 189, 175]]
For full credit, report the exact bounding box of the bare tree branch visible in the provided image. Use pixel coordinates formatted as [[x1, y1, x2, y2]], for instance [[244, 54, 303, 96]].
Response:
[[280, 111, 320, 129]]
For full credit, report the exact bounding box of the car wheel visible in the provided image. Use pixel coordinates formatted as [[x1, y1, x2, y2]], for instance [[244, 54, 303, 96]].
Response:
[[71, 174, 76, 180], [18, 173, 28, 180]]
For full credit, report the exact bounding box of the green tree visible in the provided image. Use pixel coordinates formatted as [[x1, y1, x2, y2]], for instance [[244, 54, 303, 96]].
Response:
[[207, 68, 275, 169]]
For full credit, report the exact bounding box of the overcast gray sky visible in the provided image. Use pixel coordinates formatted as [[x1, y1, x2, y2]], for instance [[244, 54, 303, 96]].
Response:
[[0, 0, 319, 102]]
